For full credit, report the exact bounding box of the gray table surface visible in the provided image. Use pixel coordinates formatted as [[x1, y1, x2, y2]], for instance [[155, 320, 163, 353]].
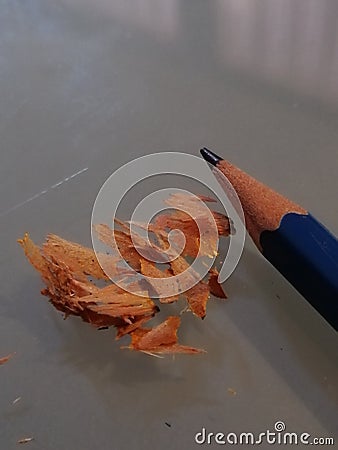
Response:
[[1, 1, 338, 449]]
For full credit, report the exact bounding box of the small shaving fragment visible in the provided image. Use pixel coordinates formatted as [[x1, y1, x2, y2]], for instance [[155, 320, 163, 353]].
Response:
[[124, 316, 205, 355], [12, 397, 22, 405], [17, 437, 34, 444], [208, 268, 227, 299], [0, 353, 14, 365], [227, 388, 237, 396]]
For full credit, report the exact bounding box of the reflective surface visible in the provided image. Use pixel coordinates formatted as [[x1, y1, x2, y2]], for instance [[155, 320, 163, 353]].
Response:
[[1, 1, 337, 449]]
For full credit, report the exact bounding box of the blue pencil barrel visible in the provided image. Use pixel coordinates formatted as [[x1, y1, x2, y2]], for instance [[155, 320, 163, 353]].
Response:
[[260, 213, 338, 330]]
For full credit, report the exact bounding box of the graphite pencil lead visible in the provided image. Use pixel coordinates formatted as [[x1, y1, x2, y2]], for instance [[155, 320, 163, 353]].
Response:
[[200, 148, 223, 166]]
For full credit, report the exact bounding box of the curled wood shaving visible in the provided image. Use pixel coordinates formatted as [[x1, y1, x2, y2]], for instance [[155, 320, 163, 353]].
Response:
[[139, 260, 180, 303], [124, 316, 205, 355], [18, 234, 156, 332], [19, 192, 231, 355], [43, 234, 115, 281], [208, 268, 227, 299]]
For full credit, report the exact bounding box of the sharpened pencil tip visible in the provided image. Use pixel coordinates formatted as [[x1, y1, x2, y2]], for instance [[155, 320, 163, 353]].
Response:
[[200, 148, 223, 166]]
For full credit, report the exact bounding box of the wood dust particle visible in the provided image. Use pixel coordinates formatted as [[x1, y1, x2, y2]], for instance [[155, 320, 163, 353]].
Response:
[[17, 437, 34, 444]]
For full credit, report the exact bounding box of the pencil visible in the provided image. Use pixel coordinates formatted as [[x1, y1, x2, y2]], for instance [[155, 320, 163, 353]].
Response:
[[200, 147, 338, 331]]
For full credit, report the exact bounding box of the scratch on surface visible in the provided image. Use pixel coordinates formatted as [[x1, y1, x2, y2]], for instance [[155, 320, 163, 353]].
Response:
[[0, 167, 88, 218]]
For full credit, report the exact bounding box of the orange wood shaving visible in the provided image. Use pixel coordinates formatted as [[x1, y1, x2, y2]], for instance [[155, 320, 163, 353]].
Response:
[[125, 316, 205, 354], [43, 234, 115, 281], [208, 268, 228, 299], [0, 353, 14, 365], [139, 259, 180, 303], [18, 234, 157, 332], [19, 191, 233, 355]]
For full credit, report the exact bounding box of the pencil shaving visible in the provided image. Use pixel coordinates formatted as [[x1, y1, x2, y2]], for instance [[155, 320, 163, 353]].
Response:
[[124, 316, 205, 354], [19, 192, 230, 355], [0, 353, 14, 365], [17, 437, 34, 444]]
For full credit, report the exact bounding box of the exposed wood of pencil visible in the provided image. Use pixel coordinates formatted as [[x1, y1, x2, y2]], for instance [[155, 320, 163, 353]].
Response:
[[216, 160, 307, 249]]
